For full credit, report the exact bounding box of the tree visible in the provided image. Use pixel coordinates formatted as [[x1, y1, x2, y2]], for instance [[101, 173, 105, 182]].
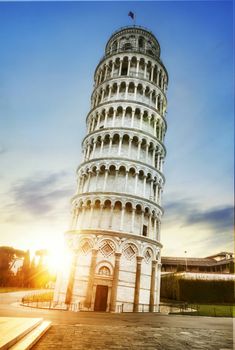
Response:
[[0, 246, 25, 286]]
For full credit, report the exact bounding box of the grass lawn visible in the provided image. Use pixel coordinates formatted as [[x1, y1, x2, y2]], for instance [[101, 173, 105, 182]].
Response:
[[189, 304, 234, 317], [0, 287, 40, 293], [22, 291, 54, 302]]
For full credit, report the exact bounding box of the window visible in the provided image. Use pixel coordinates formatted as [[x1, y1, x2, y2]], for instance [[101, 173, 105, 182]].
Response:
[[112, 41, 117, 53], [142, 225, 147, 236], [147, 49, 154, 56], [123, 43, 132, 51], [138, 37, 144, 49]]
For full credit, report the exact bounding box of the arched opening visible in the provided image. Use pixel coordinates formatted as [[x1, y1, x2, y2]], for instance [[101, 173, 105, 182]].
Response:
[[112, 40, 117, 53], [128, 82, 135, 94], [123, 42, 132, 51], [138, 36, 145, 49], [121, 57, 128, 76], [119, 82, 126, 96], [147, 49, 154, 57], [130, 57, 137, 77]]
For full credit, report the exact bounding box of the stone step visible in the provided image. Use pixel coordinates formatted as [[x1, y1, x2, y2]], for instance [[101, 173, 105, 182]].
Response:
[[9, 321, 51, 350], [0, 318, 43, 350]]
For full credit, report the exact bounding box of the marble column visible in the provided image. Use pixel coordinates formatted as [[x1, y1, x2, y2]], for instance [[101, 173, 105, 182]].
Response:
[[144, 63, 147, 79], [137, 141, 142, 160], [134, 84, 137, 100], [109, 204, 114, 228], [124, 171, 128, 192], [108, 137, 113, 154], [86, 172, 91, 192], [143, 176, 146, 197], [98, 204, 104, 227], [128, 138, 133, 157], [150, 66, 154, 82], [92, 141, 97, 158], [73, 208, 79, 229], [118, 136, 123, 155], [155, 262, 162, 312], [131, 208, 136, 233], [89, 204, 94, 228], [112, 109, 117, 127], [118, 60, 123, 76], [65, 252, 77, 305], [136, 59, 140, 75], [154, 119, 157, 137], [104, 111, 108, 127], [111, 61, 114, 77], [103, 169, 109, 191], [127, 58, 131, 76], [110, 252, 122, 312], [149, 260, 157, 312], [100, 138, 104, 156], [131, 110, 135, 127], [133, 256, 143, 312], [120, 206, 125, 231], [84, 249, 98, 309]]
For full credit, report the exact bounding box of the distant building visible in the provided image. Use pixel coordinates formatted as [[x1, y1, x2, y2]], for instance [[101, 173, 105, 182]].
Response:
[[161, 252, 234, 274]]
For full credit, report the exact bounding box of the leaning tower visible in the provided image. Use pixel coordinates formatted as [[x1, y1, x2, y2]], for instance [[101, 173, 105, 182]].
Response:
[[54, 25, 168, 312]]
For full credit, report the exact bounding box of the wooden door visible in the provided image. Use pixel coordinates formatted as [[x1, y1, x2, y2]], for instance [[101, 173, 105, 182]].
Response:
[[94, 285, 108, 311]]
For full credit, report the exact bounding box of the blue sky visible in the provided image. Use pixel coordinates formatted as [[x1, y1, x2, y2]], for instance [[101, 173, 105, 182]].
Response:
[[0, 1, 233, 257]]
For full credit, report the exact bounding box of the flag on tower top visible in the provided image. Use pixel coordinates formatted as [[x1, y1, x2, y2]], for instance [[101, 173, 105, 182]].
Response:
[[128, 11, 135, 20]]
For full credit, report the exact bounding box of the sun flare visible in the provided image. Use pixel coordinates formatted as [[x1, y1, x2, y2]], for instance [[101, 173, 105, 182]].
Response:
[[44, 243, 72, 275]]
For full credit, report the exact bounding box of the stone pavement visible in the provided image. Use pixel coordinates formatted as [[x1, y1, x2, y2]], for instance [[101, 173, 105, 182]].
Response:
[[33, 323, 233, 350]]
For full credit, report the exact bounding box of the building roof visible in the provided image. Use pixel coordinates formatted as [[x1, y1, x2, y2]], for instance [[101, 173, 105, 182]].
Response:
[[161, 256, 234, 267], [161, 257, 215, 267], [205, 252, 234, 259]]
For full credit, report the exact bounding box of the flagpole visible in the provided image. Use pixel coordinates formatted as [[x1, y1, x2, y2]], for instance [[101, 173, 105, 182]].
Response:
[[128, 11, 136, 26]]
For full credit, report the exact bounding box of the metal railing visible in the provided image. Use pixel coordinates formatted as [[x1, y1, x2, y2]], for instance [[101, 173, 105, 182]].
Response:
[[21, 299, 80, 311], [105, 71, 146, 80], [98, 46, 164, 66], [21, 298, 191, 314]]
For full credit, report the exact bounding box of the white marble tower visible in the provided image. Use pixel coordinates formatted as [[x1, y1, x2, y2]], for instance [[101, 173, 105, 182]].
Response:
[[54, 25, 168, 312]]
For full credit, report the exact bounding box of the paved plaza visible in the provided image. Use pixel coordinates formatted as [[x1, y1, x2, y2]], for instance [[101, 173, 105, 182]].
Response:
[[33, 318, 233, 350], [0, 291, 233, 350]]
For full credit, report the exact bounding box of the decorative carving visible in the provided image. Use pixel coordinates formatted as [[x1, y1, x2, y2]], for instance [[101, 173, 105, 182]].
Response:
[[144, 248, 152, 263], [99, 240, 115, 257], [123, 243, 137, 260], [98, 266, 111, 276], [79, 240, 92, 255]]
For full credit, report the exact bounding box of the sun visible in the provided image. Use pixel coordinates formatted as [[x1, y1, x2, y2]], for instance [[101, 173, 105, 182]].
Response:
[[44, 243, 72, 275]]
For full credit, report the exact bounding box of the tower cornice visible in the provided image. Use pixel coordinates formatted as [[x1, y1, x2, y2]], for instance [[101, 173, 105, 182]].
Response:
[[91, 75, 168, 104], [66, 229, 163, 249], [71, 191, 164, 215], [82, 126, 167, 155], [86, 100, 167, 126], [94, 51, 168, 83], [76, 156, 165, 182]]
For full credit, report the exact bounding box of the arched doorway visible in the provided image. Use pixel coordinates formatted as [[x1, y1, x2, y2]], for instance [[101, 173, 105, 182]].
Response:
[[94, 285, 109, 311], [93, 264, 113, 312]]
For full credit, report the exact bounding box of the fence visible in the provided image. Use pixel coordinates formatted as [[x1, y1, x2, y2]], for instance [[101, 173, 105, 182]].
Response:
[[21, 299, 80, 312], [21, 297, 192, 314]]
